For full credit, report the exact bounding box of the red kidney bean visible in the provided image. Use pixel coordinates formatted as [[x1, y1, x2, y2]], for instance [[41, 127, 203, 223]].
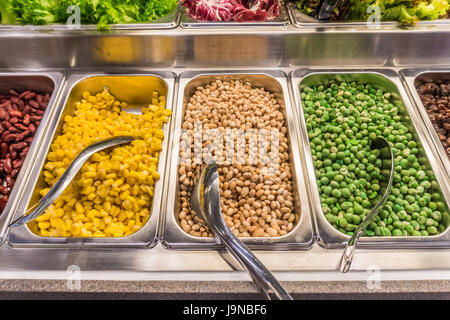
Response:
[[0, 88, 50, 215], [0, 186, 8, 196]]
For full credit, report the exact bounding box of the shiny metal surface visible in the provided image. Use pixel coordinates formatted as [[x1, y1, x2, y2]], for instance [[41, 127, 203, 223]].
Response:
[[162, 70, 314, 250], [291, 69, 450, 249], [180, 3, 290, 28], [340, 137, 394, 273], [0, 27, 448, 280], [286, 2, 450, 29], [8, 73, 175, 248], [0, 6, 181, 31], [0, 28, 450, 69], [9, 136, 136, 228], [402, 69, 450, 187], [0, 72, 64, 245], [192, 162, 292, 300]]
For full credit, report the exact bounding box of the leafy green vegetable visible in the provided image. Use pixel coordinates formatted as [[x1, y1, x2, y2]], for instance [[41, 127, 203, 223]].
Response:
[[145, 0, 178, 21], [0, 0, 178, 30], [0, 0, 16, 24], [295, 0, 450, 24]]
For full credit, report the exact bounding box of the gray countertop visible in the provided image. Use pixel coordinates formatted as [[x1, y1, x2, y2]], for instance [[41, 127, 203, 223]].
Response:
[[0, 242, 449, 299], [0, 279, 449, 299]]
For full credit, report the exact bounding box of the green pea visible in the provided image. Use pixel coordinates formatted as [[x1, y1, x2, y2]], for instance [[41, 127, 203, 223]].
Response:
[[405, 225, 414, 235], [369, 222, 377, 230], [331, 189, 342, 198], [410, 220, 419, 230], [405, 205, 414, 214], [364, 230, 375, 237], [339, 218, 348, 228], [431, 211, 442, 222], [354, 203, 364, 215], [352, 215, 361, 225], [304, 80, 449, 239], [362, 200, 371, 209], [429, 202, 437, 211], [393, 221, 405, 230]]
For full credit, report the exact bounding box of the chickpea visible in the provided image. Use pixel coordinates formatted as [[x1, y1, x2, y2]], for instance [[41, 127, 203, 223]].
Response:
[[177, 79, 299, 238]]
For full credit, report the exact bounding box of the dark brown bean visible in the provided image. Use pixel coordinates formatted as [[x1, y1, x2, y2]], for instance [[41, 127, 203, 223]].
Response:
[[418, 81, 450, 158]]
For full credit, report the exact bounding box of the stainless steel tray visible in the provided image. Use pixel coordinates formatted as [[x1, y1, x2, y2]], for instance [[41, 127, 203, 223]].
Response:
[[0, 5, 180, 31], [402, 69, 450, 188], [162, 70, 314, 250], [0, 72, 64, 246], [180, 1, 289, 28], [286, 2, 450, 29], [8, 72, 175, 248], [291, 68, 450, 249]]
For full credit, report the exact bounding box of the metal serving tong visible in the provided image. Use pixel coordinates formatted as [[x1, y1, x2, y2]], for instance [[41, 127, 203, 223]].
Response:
[[9, 136, 136, 228], [317, 0, 340, 20], [339, 137, 394, 273], [191, 161, 292, 300]]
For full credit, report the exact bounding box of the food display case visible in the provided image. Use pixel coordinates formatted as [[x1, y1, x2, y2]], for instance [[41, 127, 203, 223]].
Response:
[[0, 0, 449, 299]]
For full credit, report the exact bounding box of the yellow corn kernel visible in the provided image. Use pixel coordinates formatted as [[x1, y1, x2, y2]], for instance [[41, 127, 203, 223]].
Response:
[[119, 190, 130, 201], [80, 228, 91, 237], [122, 200, 133, 211], [103, 201, 111, 212], [40, 230, 50, 237], [125, 211, 134, 219], [84, 222, 93, 231], [36, 212, 50, 222], [38, 222, 51, 230], [32, 88, 171, 238], [118, 212, 126, 222]]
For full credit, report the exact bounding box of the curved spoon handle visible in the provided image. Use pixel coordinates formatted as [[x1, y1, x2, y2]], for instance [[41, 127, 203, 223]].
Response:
[[213, 225, 292, 300], [9, 136, 135, 228], [202, 173, 292, 300], [339, 137, 394, 273], [339, 230, 362, 273]]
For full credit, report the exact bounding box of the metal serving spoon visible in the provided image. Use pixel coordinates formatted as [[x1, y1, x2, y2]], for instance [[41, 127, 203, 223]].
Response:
[[190, 161, 292, 300], [9, 136, 136, 228], [339, 137, 394, 273], [317, 0, 340, 20]]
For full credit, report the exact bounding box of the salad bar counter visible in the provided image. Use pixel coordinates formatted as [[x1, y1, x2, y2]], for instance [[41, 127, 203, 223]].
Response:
[[0, 1, 449, 298]]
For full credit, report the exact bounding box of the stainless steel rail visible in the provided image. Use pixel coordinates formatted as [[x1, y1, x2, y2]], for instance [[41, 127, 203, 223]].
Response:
[[0, 24, 449, 281]]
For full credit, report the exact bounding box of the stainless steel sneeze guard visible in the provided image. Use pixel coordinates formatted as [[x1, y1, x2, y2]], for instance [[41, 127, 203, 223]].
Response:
[[286, 2, 450, 29], [0, 72, 64, 246], [402, 69, 450, 186], [162, 70, 314, 250], [8, 72, 175, 248], [0, 5, 181, 31], [291, 68, 450, 249], [0, 25, 449, 277]]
